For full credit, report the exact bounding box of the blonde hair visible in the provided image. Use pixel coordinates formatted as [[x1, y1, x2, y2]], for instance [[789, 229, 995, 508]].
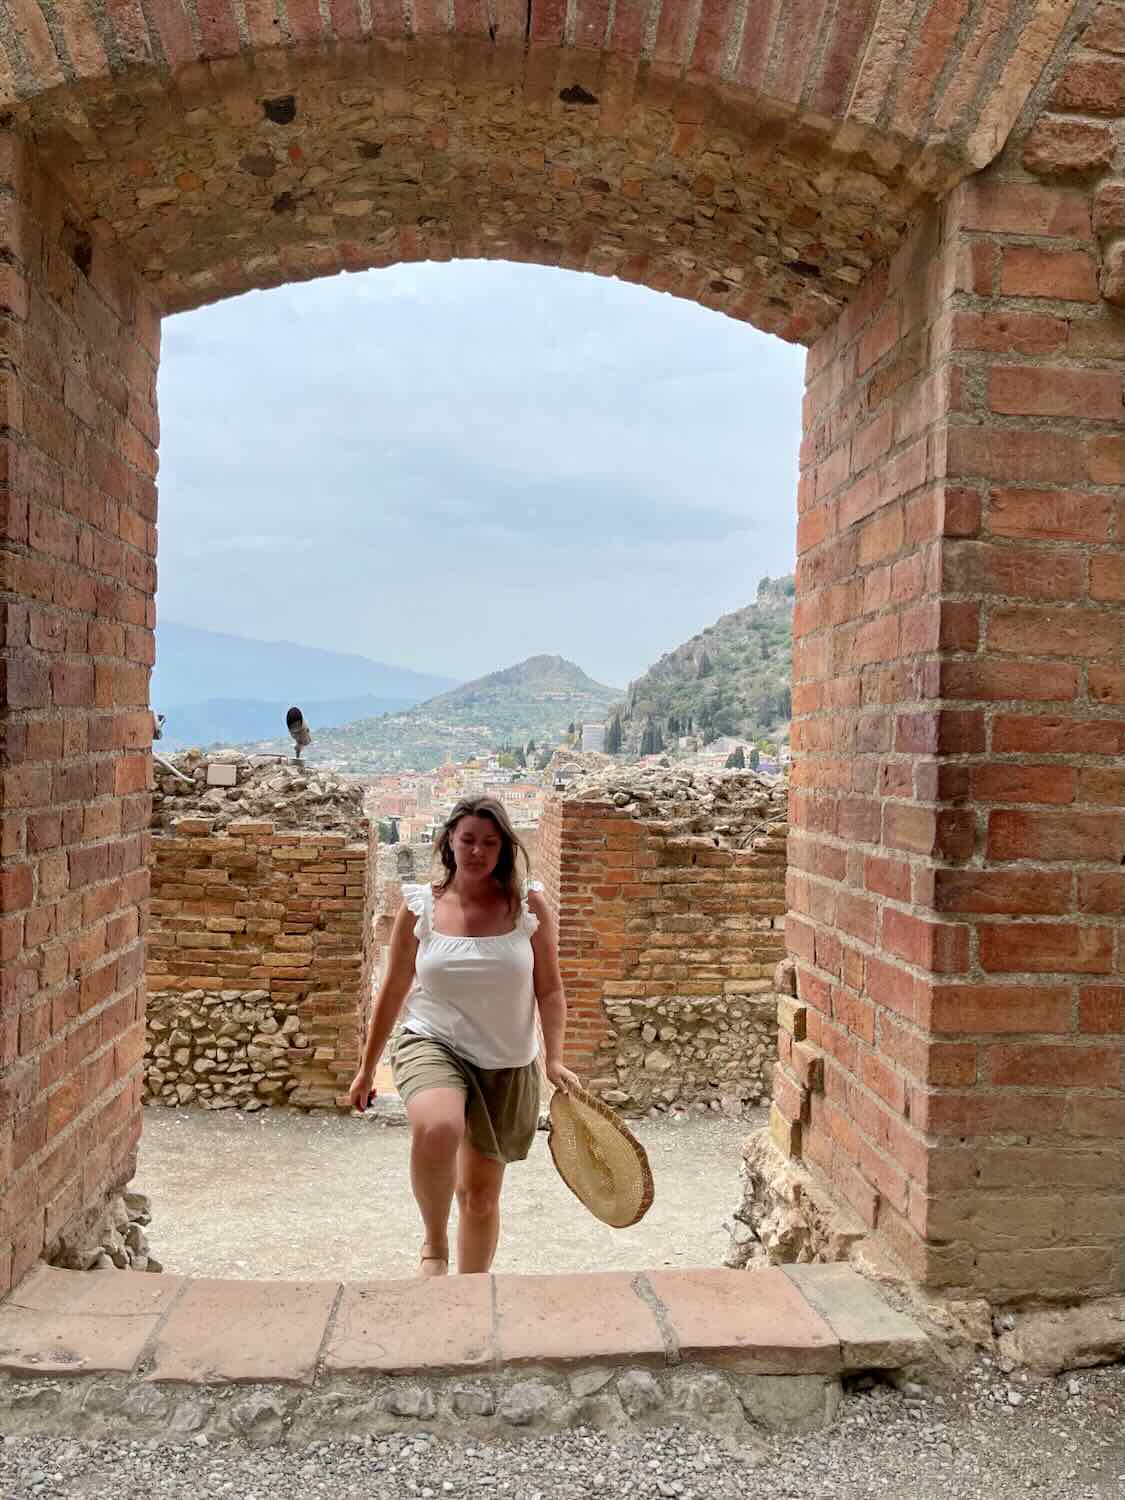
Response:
[[434, 797, 530, 912]]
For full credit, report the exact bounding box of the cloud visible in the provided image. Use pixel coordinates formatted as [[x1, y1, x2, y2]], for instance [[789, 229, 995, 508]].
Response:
[[157, 260, 804, 684]]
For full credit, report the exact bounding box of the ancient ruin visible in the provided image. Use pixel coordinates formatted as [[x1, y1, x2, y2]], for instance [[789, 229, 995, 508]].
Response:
[[0, 0, 1122, 1327]]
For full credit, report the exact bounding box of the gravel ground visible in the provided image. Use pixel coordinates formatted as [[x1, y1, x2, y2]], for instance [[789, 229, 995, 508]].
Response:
[[133, 1106, 758, 1278], [1, 1361, 1122, 1499]]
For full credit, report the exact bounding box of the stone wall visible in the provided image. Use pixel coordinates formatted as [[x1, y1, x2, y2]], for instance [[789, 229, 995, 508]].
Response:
[[144, 989, 309, 1111], [152, 751, 365, 835], [538, 767, 789, 1115], [146, 818, 367, 1109]]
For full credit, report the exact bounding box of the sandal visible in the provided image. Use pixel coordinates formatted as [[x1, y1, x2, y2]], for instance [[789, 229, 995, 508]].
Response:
[[419, 1245, 449, 1278]]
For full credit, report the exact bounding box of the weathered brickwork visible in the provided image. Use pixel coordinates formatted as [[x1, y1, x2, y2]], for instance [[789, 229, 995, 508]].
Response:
[[538, 794, 788, 1092], [782, 5, 1124, 1302], [147, 819, 367, 1107], [0, 134, 159, 1297], [1, 4, 1077, 341], [1, 0, 1121, 1305]]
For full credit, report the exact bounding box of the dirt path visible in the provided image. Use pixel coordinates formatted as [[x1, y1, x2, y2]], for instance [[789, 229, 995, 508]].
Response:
[[134, 1105, 760, 1279]]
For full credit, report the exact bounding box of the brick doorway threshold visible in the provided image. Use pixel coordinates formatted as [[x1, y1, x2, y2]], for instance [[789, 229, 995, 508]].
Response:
[[0, 1263, 927, 1443]]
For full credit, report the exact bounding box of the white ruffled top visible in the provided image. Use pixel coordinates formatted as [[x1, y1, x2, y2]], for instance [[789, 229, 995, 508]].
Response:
[[398, 881, 543, 1069]]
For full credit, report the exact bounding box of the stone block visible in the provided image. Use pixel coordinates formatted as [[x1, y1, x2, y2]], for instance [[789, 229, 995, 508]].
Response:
[[736, 1373, 842, 1432], [777, 997, 807, 1039], [146, 1278, 338, 1385], [781, 1264, 931, 1371], [205, 763, 239, 787], [770, 1102, 802, 1159], [324, 1277, 493, 1375], [645, 1267, 839, 1374], [494, 1273, 665, 1368]]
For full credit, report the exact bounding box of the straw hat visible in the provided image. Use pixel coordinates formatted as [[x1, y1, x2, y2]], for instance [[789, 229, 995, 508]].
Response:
[[547, 1084, 655, 1228]]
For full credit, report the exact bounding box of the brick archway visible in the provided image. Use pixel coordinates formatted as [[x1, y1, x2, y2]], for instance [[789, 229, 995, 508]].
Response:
[[2, 0, 1122, 1304]]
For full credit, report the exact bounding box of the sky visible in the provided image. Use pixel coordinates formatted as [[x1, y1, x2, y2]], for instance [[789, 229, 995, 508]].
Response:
[[156, 260, 805, 691]]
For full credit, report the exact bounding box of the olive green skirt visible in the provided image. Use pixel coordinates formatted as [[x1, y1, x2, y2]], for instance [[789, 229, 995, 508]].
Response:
[[390, 1030, 540, 1164]]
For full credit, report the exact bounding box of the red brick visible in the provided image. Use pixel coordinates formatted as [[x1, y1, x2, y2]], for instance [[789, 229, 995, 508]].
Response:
[[955, 182, 1091, 239], [992, 714, 1124, 754], [865, 954, 930, 1023], [943, 540, 1085, 601], [988, 366, 1122, 422], [924, 983, 1074, 1035], [1050, 58, 1125, 113], [865, 854, 910, 902], [881, 909, 970, 973], [951, 311, 1068, 356], [987, 1042, 1121, 1088], [999, 247, 1100, 302], [970, 764, 1075, 804], [942, 658, 1079, 703], [988, 808, 1124, 861], [1023, 116, 1116, 176], [1078, 766, 1125, 805], [931, 868, 1072, 916], [1090, 553, 1124, 603], [988, 489, 1115, 543], [1084, 0, 1125, 53], [1079, 986, 1125, 1034], [1078, 872, 1125, 914], [996, 606, 1122, 660], [978, 922, 1114, 975], [911, 1089, 1067, 1137]]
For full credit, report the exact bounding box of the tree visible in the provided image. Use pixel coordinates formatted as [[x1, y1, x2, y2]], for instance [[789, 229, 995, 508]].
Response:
[[526, 739, 536, 753], [725, 746, 746, 769], [640, 717, 665, 756], [514, 745, 526, 768], [697, 650, 713, 678], [605, 713, 623, 754], [749, 748, 760, 769]]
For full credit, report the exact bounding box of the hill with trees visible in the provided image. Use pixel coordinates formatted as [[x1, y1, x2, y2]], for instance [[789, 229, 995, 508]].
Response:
[[609, 575, 794, 752], [244, 655, 621, 772]]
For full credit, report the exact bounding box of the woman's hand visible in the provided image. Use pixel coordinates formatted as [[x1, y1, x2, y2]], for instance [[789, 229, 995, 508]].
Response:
[[348, 1070, 376, 1112], [545, 1058, 580, 1094]]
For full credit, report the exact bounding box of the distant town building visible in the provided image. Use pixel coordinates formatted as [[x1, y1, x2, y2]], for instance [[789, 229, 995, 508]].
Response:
[[582, 722, 606, 752]]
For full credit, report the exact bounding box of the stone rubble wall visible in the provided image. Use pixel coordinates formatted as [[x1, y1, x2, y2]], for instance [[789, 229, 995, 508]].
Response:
[[539, 767, 789, 1116], [143, 989, 308, 1113], [152, 751, 366, 836], [146, 817, 368, 1109]]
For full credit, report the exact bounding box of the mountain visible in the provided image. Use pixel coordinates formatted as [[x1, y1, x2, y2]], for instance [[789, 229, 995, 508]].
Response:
[[157, 695, 421, 751], [153, 621, 457, 707], [244, 654, 622, 772], [614, 575, 794, 749], [152, 622, 458, 747]]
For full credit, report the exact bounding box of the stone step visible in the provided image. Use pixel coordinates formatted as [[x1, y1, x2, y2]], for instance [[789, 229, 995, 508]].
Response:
[[0, 1263, 929, 1444]]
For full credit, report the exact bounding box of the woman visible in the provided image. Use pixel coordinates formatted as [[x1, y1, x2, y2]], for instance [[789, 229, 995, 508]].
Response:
[[348, 796, 580, 1276]]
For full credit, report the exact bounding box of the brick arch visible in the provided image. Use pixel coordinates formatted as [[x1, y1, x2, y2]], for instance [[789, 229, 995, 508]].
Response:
[[4, 0, 1081, 337], [2, 0, 1122, 1306]]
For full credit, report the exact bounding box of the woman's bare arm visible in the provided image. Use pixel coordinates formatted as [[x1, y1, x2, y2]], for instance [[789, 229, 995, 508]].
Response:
[[528, 889, 580, 1091], [351, 904, 419, 1096]]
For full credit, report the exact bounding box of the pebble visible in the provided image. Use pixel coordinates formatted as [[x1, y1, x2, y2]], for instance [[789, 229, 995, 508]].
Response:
[[0, 1362, 1122, 1500]]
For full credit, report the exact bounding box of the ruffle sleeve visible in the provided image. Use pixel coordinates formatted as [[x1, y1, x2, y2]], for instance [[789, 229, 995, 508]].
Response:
[[519, 880, 545, 935], [401, 883, 430, 939]]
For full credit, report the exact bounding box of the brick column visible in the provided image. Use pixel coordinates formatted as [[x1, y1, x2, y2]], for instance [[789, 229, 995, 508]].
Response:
[[783, 160, 1124, 1301], [0, 136, 158, 1290]]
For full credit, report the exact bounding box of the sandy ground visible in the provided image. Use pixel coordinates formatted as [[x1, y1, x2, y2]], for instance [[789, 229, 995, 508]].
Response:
[[134, 1104, 762, 1279]]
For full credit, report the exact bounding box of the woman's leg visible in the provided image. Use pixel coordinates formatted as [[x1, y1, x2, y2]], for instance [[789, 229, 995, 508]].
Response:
[[405, 1087, 466, 1275], [455, 1140, 506, 1274]]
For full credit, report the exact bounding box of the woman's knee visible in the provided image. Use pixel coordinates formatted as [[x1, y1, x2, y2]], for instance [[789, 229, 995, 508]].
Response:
[[411, 1111, 464, 1158], [455, 1180, 501, 1219]]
